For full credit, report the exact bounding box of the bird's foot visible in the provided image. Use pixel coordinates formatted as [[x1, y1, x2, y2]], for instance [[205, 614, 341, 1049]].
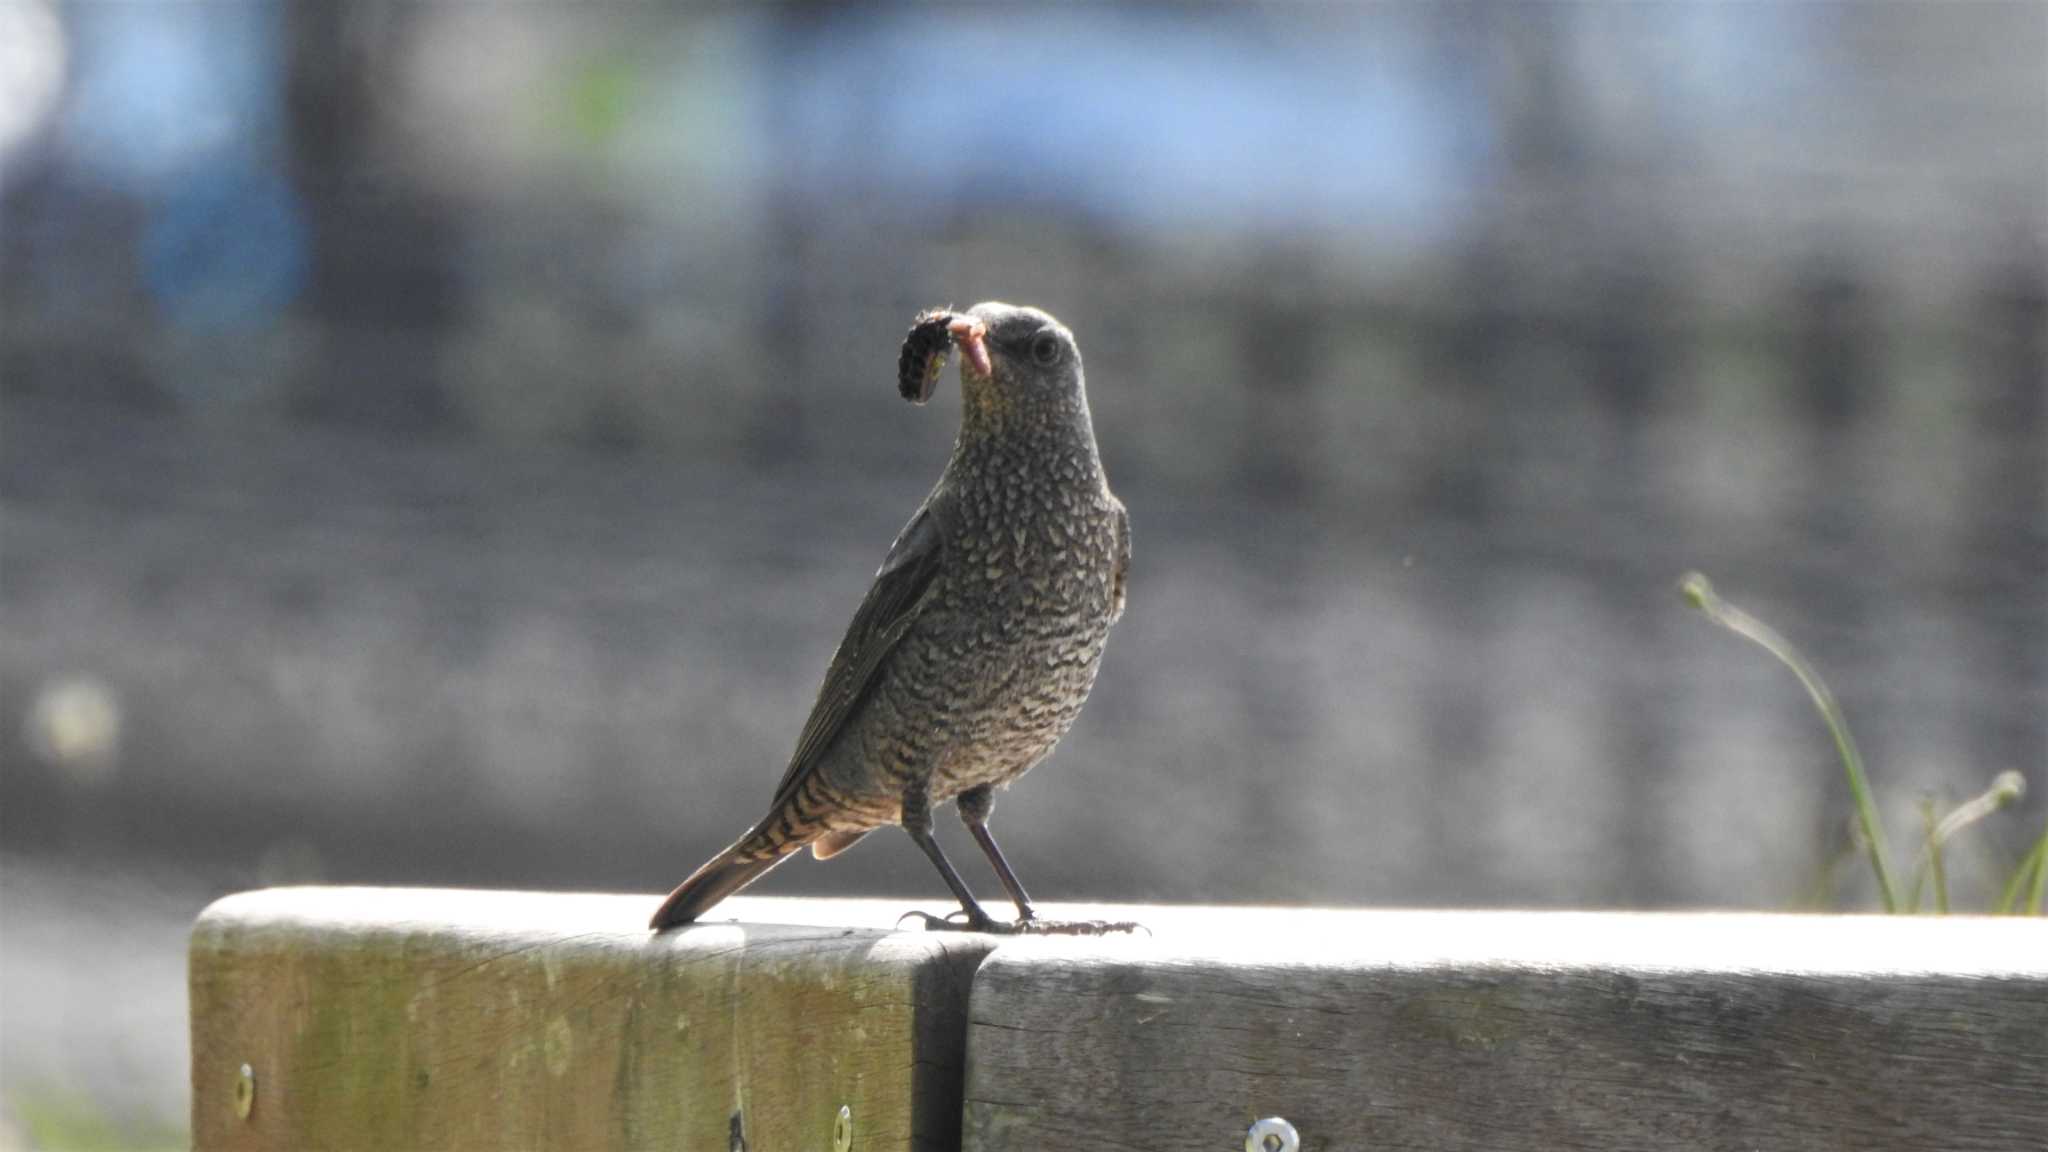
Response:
[[1004, 917, 1149, 937], [895, 910, 1147, 936], [895, 909, 998, 933]]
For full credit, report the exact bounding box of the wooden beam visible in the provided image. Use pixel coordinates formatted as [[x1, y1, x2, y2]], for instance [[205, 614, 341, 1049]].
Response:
[[961, 907, 2048, 1152], [189, 894, 2048, 1152], [189, 888, 993, 1152]]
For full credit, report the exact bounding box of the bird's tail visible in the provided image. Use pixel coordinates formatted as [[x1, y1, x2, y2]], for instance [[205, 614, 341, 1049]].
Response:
[[649, 835, 800, 930]]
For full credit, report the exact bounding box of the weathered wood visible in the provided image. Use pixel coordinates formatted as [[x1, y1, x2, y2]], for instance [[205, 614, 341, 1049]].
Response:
[[962, 908, 2048, 1152], [191, 894, 2048, 1152], [189, 889, 993, 1152]]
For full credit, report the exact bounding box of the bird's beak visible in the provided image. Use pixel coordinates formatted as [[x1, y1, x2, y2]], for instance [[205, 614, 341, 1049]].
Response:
[[948, 315, 992, 378]]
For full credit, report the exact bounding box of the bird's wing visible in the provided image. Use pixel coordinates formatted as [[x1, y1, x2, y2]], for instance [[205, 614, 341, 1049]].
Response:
[[769, 495, 949, 807], [1110, 496, 1130, 623]]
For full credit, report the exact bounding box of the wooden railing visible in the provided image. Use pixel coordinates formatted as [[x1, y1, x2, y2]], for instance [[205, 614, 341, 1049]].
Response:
[[190, 889, 2048, 1151]]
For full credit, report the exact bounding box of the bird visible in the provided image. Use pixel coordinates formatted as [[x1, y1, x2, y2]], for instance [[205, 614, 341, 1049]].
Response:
[[650, 301, 1130, 933]]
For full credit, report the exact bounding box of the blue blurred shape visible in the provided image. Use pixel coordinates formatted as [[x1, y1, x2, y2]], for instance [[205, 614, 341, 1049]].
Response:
[[142, 164, 307, 330], [58, 0, 282, 193], [772, 6, 1490, 246]]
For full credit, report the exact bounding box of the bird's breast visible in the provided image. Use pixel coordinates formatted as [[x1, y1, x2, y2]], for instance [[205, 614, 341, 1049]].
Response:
[[899, 473, 1121, 766]]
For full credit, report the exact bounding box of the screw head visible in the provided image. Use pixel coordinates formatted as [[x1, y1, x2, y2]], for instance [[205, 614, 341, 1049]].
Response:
[[233, 1063, 256, 1120], [1246, 1116, 1299, 1152], [832, 1103, 853, 1152]]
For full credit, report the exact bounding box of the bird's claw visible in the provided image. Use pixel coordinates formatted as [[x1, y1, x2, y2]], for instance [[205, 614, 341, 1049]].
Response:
[[895, 909, 994, 933], [895, 910, 1147, 937], [1005, 918, 1149, 937]]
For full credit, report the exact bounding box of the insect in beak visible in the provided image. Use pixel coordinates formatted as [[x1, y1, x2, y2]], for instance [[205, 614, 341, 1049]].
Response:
[[898, 309, 992, 403]]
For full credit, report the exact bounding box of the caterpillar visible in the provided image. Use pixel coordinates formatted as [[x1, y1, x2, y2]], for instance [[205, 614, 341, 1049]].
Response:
[[898, 307, 957, 404]]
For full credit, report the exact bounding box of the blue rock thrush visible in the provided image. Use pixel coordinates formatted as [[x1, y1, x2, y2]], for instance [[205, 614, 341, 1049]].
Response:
[[651, 302, 1130, 933]]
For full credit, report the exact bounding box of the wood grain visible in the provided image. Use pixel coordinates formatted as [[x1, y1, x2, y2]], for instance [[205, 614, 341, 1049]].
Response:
[[961, 909, 2048, 1152], [189, 894, 2048, 1152], [189, 888, 992, 1152]]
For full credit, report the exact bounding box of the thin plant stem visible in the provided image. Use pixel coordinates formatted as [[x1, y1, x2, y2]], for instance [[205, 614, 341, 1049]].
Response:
[[1999, 831, 2047, 915], [1916, 771, 2025, 915], [1932, 770, 2026, 845], [1681, 573, 1900, 912], [1906, 799, 1936, 913], [2030, 822, 2048, 915], [1926, 801, 1949, 914]]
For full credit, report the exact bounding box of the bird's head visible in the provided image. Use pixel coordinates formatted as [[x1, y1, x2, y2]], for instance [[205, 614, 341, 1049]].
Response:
[[900, 302, 1085, 423]]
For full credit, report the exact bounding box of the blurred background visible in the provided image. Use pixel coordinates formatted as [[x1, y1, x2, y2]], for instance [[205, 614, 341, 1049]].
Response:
[[1, 0, 2043, 1144]]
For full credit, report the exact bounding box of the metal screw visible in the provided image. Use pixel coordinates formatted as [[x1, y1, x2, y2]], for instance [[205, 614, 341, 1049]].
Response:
[[1246, 1116, 1299, 1152], [833, 1104, 854, 1152], [233, 1063, 256, 1120]]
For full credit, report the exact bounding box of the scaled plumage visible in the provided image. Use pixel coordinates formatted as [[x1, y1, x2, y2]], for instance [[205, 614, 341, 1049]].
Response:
[[652, 302, 1129, 933]]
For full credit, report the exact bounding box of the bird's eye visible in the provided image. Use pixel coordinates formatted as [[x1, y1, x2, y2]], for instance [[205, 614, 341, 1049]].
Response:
[[1029, 331, 1063, 367]]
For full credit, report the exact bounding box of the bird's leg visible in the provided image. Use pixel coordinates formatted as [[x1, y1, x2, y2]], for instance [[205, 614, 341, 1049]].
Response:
[[956, 785, 1036, 922], [953, 786, 1146, 937], [900, 782, 999, 932]]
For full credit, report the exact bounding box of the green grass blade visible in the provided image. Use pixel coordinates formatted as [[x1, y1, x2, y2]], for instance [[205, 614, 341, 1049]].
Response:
[[1998, 832, 2047, 915], [2030, 823, 2048, 915], [1906, 799, 1935, 914], [1680, 573, 1899, 912], [1932, 771, 2026, 843], [1927, 801, 1949, 915], [1920, 771, 2025, 916]]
